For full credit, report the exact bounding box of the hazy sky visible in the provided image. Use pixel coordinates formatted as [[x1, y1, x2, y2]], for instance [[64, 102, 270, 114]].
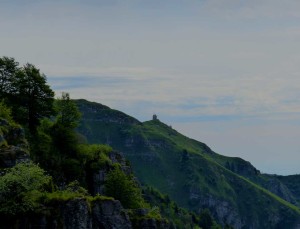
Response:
[[1, 0, 300, 175]]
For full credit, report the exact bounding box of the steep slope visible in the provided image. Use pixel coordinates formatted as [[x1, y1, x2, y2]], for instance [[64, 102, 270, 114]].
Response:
[[211, 154, 299, 207], [277, 175, 300, 204], [76, 99, 300, 228]]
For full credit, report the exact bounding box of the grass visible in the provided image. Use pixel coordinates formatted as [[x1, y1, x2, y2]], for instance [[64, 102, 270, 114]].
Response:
[[76, 99, 300, 227]]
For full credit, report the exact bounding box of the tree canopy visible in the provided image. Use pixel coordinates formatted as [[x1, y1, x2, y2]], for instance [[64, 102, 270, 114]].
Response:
[[0, 162, 52, 215], [55, 92, 81, 129], [0, 57, 55, 133], [0, 57, 19, 97], [105, 167, 146, 209]]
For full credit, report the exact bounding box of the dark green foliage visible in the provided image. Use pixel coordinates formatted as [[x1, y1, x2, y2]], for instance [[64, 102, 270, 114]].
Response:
[[48, 92, 81, 158], [143, 186, 221, 229], [224, 224, 234, 229], [0, 56, 19, 97], [77, 144, 112, 170], [105, 167, 146, 209], [51, 123, 79, 157], [0, 57, 55, 134], [3, 57, 300, 228], [76, 99, 300, 228], [0, 59, 157, 225], [0, 162, 52, 215], [199, 209, 213, 229], [55, 92, 81, 129], [143, 186, 197, 228], [0, 100, 14, 123], [13, 64, 55, 133], [30, 93, 83, 183]]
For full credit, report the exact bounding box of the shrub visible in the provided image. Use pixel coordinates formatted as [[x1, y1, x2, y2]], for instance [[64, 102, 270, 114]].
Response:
[[0, 100, 13, 122], [105, 167, 146, 209], [0, 162, 52, 215]]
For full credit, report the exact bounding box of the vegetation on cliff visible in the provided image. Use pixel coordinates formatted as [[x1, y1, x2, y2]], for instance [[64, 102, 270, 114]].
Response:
[[76, 99, 300, 228], [1, 56, 221, 228], [4, 56, 300, 228]]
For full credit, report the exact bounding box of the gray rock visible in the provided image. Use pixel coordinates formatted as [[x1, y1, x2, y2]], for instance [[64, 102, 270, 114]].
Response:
[[92, 199, 132, 229], [0, 118, 29, 168], [93, 151, 132, 195], [61, 198, 92, 229]]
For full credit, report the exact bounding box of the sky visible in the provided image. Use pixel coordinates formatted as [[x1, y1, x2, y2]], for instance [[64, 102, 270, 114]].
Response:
[[1, 0, 300, 175]]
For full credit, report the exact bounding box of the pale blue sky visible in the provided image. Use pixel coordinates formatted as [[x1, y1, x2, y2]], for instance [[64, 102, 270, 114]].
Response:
[[1, 0, 300, 175]]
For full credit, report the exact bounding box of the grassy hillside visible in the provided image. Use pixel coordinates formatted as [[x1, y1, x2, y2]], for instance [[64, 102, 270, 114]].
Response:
[[277, 175, 300, 204], [76, 99, 300, 228]]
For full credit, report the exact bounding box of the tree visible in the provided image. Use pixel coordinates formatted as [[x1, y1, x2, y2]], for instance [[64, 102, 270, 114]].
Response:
[[0, 162, 52, 215], [55, 92, 81, 129], [0, 58, 55, 133], [49, 92, 81, 158], [0, 57, 19, 98], [105, 167, 145, 209], [12, 64, 55, 133], [0, 100, 13, 122]]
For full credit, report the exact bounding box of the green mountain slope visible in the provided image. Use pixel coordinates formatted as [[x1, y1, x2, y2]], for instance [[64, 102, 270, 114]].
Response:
[[277, 175, 300, 204], [76, 99, 300, 229]]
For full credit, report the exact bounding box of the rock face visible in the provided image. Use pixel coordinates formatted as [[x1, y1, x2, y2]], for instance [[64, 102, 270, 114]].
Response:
[[0, 118, 29, 168], [93, 151, 131, 195], [130, 209, 169, 229], [225, 158, 259, 177], [264, 177, 298, 206], [3, 198, 171, 229], [92, 199, 132, 229], [2, 198, 133, 229], [188, 187, 242, 229], [62, 198, 92, 229]]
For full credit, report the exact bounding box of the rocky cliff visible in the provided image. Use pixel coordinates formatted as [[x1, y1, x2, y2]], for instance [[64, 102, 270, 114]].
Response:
[[92, 151, 131, 195], [1, 198, 132, 229], [0, 118, 29, 168], [0, 117, 169, 229], [76, 99, 300, 229]]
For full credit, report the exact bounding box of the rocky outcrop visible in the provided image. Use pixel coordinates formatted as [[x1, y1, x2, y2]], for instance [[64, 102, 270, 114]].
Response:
[[2, 198, 132, 229], [264, 177, 298, 206], [2, 198, 172, 229], [61, 198, 132, 229], [225, 158, 259, 177], [0, 118, 29, 168], [92, 199, 132, 229], [188, 187, 242, 229], [93, 151, 131, 195], [61, 198, 92, 229], [129, 209, 169, 229]]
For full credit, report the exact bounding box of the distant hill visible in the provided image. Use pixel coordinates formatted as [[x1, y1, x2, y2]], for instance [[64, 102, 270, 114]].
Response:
[[76, 99, 300, 229]]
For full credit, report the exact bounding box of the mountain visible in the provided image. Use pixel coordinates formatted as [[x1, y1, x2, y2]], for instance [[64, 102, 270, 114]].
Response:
[[0, 115, 170, 229], [76, 99, 300, 229]]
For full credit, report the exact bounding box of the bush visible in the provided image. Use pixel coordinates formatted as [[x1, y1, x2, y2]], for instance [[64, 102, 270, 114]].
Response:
[[105, 167, 146, 209], [0, 100, 14, 123], [0, 162, 52, 215]]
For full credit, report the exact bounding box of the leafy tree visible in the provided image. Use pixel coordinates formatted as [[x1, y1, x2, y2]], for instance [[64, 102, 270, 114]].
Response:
[[0, 100, 13, 122], [12, 63, 55, 133], [50, 93, 81, 158], [0, 56, 19, 98], [55, 92, 81, 129], [0, 162, 52, 215], [0, 59, 55, 133], [105, 167, 146, 209]]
